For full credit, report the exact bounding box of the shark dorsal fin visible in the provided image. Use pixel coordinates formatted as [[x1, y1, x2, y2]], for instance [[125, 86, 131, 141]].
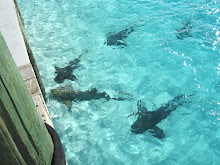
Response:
[[65, 84, 74, 91]]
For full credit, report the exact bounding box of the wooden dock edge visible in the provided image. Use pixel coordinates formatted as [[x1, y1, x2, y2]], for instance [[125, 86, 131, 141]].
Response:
[[13, 0, 47, 102], [0, 32, 54, 165], [12, 0, 53, 127], [18, 64, 53, 127]]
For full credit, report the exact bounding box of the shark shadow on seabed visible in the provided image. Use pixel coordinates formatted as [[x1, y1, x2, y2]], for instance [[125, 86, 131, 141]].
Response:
[[50, 85, 132, 109], [128, 94, 193, 139], [175, 18, 193, 40], [54, 49, 88, 84]]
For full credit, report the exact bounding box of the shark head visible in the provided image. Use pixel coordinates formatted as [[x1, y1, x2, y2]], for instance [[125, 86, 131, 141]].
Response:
[[50, 85, 76, 109], [130, 109, 157, 134], [51, 86, 68, 97], [130, 115, 165, 138]]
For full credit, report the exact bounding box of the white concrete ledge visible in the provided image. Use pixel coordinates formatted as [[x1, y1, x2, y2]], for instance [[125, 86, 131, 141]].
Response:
[[0, 0, 30, 67]]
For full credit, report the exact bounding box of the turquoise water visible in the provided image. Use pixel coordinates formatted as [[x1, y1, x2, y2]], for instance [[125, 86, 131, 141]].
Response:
[[17, 0, 220, 164]]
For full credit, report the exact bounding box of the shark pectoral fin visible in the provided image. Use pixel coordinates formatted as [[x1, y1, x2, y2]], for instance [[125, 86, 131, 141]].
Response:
[[63, 100, 72, 109], [148, 126, 165, 139], [68, 74, 77, 81]]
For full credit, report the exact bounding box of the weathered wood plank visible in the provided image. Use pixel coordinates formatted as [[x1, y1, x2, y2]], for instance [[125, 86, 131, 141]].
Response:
[[0, 33, 53, 164], [0, 78, 38, 165], [18, 63, 35, 81], [18, 63, 53, 126], [0, 117, 26, 165]]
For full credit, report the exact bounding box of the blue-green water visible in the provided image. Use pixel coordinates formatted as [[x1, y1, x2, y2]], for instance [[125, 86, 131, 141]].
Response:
[[17, 0, 220, 164]]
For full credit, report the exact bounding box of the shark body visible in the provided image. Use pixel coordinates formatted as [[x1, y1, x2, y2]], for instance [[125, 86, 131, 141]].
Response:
[[54, 49, 88, 84], [51, 85, 130, 109], [130, 94, 191, 139], [105, 20, 147, 47], [105, 27, 134, 47], [176, 19, 193, 40]]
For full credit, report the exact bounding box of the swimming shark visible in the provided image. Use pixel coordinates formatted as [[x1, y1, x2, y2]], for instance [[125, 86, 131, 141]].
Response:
[[54, 49, 88, 84], [175, 19, 193, 40], [129, 94, 192, 139], [105, 27, 134, 47], [50, 85, 131, 109], [105, 19, 147, 47]]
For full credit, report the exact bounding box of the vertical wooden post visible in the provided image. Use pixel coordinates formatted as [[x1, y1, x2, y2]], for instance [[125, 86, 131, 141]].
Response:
[[0, 33, 53, 164]]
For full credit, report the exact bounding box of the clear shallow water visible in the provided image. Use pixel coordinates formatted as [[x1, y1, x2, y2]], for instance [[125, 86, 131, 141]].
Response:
[[17, 0, 220, 164]]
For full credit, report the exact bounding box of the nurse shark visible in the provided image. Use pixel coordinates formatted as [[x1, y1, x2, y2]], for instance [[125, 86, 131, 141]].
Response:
[[105, 21, 146, 47], [54, 49, 88, 84], [129, 94, 193, 139], [51, 85, 132, 109], [105, 27, 135, 47], [175, 19, 193, 40]]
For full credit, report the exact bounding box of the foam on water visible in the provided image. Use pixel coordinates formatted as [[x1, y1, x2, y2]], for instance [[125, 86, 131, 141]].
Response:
[[17, 0, 220, 164]]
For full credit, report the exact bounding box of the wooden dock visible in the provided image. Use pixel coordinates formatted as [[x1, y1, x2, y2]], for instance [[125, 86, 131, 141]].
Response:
[[18, 64, 53, 126], [0, 32, 54, 165], [0, 0, 67, 164], [0, 0, 52, 126]]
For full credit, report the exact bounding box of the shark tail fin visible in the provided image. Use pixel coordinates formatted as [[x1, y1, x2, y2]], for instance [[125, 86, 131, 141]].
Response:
[[78, 49, 88, 59], [54, 66, 61, 73], [125, 17, 147, 29], [82, 49, 88, 54]]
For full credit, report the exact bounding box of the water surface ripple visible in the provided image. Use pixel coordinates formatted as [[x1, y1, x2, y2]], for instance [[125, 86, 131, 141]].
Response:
[[18, 0, 220, 164]]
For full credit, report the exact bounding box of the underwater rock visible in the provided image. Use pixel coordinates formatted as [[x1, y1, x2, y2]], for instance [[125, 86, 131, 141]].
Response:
[[105, 27, 135, 47], [176, 19, 193, 40], [128, 94, 193, 139], [50, 85, 130, 109], [54, 49, 88, 84]]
